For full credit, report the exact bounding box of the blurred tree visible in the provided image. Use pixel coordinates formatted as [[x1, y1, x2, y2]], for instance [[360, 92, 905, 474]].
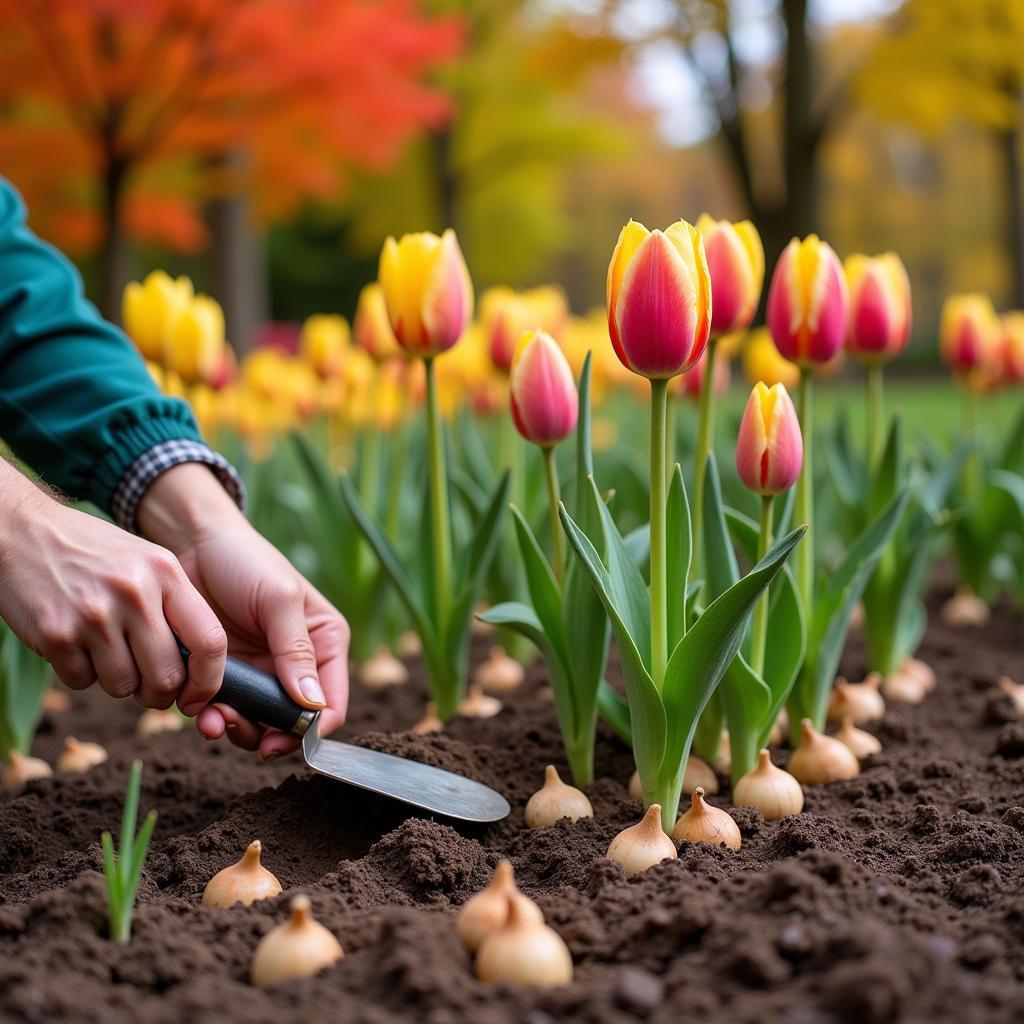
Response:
[[856, 0, 1024, 306], [339, 0, 636, 288], [0, 0, 462, 323]]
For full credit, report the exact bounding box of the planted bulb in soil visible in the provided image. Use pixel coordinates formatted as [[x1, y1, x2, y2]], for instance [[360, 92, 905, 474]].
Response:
[[629, 756, 718, 800], [732, 749, 804, 820], [398, 631, 422, 658], [671, 787, 741, 850], [42, 689, 70, 714], [137, 708, 186, 737], [941, 588, 990, 628], [834, 716, 882, 759], [411, 703, 443, 735], [476, 894, 572, 988], [882, 668, 927, 704], [827, 674, 885, 725], [459, 685, 502, 719], [203, 840, 283, 908], [360, 646, 408, 690], [524, 765, 593, 828], [789, 719, 860, 785], [56, 737, 107, 774], [903, 657, 936, 693], [1, 750, 51, 791], [474, 646, 524, 695], [607, 804, 677, 877], [250, 895, 342, 988], [713, 731, 732, 775], [457, 860, 543, 953], [999, 676, 1024, 715]]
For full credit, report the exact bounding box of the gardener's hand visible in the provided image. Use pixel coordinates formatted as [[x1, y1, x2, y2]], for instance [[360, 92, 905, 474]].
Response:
[[0, 459, 228, 711], [137, 462, 349, 759]]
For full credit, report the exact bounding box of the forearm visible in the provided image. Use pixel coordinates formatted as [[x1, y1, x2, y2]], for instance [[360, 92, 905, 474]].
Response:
[[0, 458, 59, 562]]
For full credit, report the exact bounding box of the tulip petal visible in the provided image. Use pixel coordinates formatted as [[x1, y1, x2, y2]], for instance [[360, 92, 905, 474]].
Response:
[[422, 229, 473, 355], [606, 220, 650, 361], [509, 330, 578, 447]]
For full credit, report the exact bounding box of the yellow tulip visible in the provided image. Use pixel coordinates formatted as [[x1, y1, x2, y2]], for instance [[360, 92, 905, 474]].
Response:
[[166, 294, 226, 384], [743, 328, 800, 390], [122, 270, 193, 361], [354, 283, 402, 363], [300, 314, 349, 379]]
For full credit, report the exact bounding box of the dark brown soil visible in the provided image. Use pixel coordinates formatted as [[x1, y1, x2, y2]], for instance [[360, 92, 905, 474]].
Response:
[[1, 589, 1023, 1024]]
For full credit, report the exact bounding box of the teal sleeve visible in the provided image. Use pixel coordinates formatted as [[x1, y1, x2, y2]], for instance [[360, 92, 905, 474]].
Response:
[[0, 179, 203, 510]]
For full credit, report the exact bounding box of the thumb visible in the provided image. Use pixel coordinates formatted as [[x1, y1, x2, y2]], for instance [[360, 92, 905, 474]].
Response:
[[264, 590, 325, 712]]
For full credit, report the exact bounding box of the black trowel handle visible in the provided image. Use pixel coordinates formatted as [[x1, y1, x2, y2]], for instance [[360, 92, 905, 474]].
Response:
[[178, 642, 317, 736]]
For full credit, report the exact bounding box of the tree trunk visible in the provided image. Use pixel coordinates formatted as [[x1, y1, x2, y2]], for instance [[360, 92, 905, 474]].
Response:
[[99, 157, 129, 323], [206, 159, 267, 353], [998, 113, 1024, 308], [431, 127, 459, 233]]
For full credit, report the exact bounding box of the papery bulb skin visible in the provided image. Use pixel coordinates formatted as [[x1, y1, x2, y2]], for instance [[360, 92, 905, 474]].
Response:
[[476, 894, 573, 988], [606, 219, 712, 379], [457, 860, 543, 953], [713, 731, 732, 776], [671, 787, 742, 850], [509, 330, 578, 447], [137, 708, 186, 737], [766, 235, 849, 367], [881, 669, 927, 705], [696, 215, 765, 336], [940, 294, 999, 382], [732, 749, 804, 821], [459, 685, 502, 719], [360, 647, 408, 691], [411, 702, 443, 735], [629, 756, 718, 800], [735, 382, 803, 495], [398, 631, 422, 658], [941, 587, 990, 628], [834, 717, 882, 760], [1, 750, 52, 791], [378, 229, 473, 358], [844, 253, 912, 364], [56, 737, 108, 774], [353, 282, 402, 363], [474, 647, 525, 695], [42, 689, 70, 714], [826, 674, 885, 725], [524, 766, 593, 828], [250, 895, 343, 988], [788, 719, 860, 785], [607, 804, 678, 877], [903, 657, 936, 694], [203, 840, 283, 909], [998, 676, 1024, 716]]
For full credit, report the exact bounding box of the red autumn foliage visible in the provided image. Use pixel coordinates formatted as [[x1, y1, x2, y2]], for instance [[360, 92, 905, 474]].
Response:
[[0, 0, 463, 254]]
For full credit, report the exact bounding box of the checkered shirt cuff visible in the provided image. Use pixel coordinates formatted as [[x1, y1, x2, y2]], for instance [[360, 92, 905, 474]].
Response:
[[110, 440, 246, 532]]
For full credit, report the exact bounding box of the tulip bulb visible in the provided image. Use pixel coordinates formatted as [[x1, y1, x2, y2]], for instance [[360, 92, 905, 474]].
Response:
[[672, 787, 742, 850], [881, 667, 926, 704], [476, 894, 573, 988], [42, 689, 70, 714], [459, 685, 502, 719], [713, 731, 732, 776], [607, 804, 678, 877], [251, 895, 343, 988], [732, 749, 804, 821], [768, 709, 788, 747], [941, 588, 990, 628], [789, 719, 860, 785], [999, 676, 1024, 716], [360, 647, 408, 691], [525, 766, 593, 828], [457, 860, 543, 953], [474, 646, 525, 695], [411, 702, 443, 735], [203, 840, 283, 908], [629, 756, 718, 800], [826, 674, 885, 725], [137, 708, 186, 737], [834, 717, 882, 759], [903, 657, 936, 694], [56, 737, 108, 774], [1, 750, 52, 791]]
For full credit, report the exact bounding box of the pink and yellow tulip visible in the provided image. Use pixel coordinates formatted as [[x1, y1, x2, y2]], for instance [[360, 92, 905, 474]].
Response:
[[998, 312, 1024, 386], [696, 216, 764, 336], [509, 330, 578, 448], [606, 219, 711, 379], [481, 287, 533, 374], [766, 235, 848, 368], [675, 343, 730, 400], [379, 229, 473, 358], [940, 294, 998, 383], [844, 253, 911, 365], [736, 382, 803, 496]]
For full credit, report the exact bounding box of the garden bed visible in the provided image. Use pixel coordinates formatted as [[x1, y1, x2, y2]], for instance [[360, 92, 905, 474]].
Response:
[[1, 587, 1022, 1024]]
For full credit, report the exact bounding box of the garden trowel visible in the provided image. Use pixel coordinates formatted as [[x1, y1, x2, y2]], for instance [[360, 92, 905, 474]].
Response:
[[179, 647, 510, 823]]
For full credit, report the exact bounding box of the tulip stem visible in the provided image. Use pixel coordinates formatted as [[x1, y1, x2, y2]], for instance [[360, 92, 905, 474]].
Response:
[[384, 417, 408, 543], [691, 337, 718, 569], [865, 363, 884, 471], [750, 494, 774, 677], [964, 386, 981, 503], [357, 427, 383, 583], [424, 357, 452, 632], [542, 446, 564, 583], [650, 377, 669, 692], [498, 408, 525, 512], [795, 368, 814, 616]]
